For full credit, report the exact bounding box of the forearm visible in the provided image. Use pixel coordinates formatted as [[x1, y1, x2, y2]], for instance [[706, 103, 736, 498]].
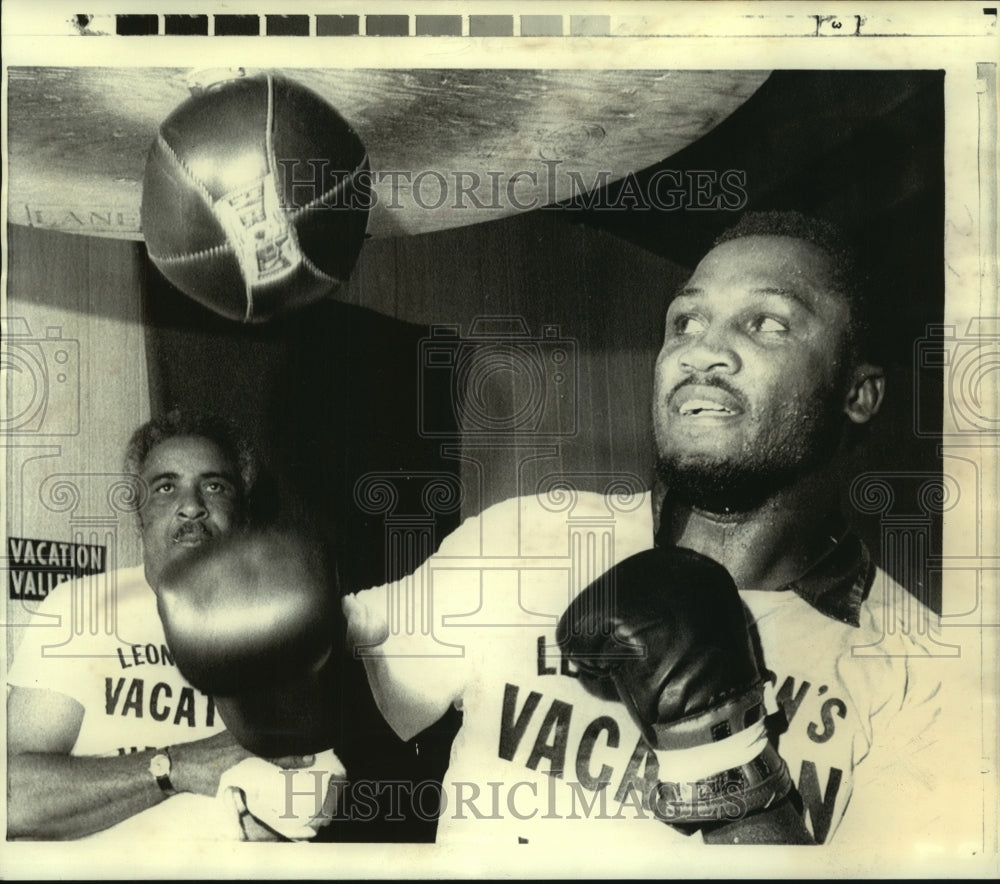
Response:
[[8, 729, 252, 840], [7, 749, 167, 840]]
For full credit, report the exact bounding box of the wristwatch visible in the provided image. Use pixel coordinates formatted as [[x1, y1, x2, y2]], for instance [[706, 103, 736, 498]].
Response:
[[149, 748, 177, 796]]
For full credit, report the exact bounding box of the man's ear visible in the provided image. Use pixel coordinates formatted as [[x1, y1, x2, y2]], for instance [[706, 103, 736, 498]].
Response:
[[844, 363, 885, 425]]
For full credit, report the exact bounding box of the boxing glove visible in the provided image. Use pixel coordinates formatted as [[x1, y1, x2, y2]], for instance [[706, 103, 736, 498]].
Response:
[[157, 529, 341, 758], [557, 546, 792, 826]]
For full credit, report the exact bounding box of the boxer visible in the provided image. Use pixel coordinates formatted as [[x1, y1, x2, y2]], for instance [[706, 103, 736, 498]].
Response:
[[342, 211, 961, 850]]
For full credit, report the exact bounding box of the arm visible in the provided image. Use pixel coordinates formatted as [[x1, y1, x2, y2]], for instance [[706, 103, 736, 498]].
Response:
[[342, 587, 465, 741], [7, 685, 252, 839]]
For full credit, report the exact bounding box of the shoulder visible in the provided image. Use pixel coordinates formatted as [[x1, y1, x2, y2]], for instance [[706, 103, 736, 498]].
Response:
[[459, 490, 654, 555], [107, 565, 154, 601], [841, 566, 954, 719], [857, 566, 942, 657], [10, 566, 151, 666], [14, 565, 148, 623], [354, 491, 654, 609]]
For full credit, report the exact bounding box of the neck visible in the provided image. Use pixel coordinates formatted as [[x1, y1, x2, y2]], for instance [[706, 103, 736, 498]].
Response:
[[655, 472, 845, 592]]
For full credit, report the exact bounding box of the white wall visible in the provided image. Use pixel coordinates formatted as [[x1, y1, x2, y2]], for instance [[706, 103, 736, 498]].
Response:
[[4, 225, 150, 666]]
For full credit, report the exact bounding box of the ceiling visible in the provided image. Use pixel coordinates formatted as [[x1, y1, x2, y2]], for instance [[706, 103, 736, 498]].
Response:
[[566, 69, 945, 364]]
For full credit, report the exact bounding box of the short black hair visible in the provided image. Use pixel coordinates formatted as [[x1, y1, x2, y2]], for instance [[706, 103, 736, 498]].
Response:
[[713, 210, 875, 363], [123, 409, 258, 496]]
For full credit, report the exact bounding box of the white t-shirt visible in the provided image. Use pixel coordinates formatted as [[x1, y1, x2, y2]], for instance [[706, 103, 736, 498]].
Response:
[[354, 492, 978, 856]]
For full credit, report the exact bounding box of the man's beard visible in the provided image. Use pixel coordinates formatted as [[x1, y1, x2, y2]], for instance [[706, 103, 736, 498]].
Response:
[[655, 453, 804, 514], [655, 402, 846, 515]]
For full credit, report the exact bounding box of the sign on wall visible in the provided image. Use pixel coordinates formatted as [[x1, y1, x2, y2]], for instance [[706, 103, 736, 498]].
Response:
[[7, 536, 107, 600]]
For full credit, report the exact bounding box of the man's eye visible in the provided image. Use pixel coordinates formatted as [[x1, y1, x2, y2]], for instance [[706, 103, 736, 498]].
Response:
[[672, 315, 707, 335], [153, 483, 173, 494], [753, 316, 789, 333]]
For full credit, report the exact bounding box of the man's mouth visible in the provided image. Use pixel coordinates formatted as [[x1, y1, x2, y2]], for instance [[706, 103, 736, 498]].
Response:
[[172, 523, 213, 547], [670, 383, 744, 418], [678, 399, 738, 416]]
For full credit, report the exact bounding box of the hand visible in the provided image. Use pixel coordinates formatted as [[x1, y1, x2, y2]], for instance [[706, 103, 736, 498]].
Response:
[[342, 591, 388, 650], [169, 730, 314, 797], [219, 748, 348, 841]]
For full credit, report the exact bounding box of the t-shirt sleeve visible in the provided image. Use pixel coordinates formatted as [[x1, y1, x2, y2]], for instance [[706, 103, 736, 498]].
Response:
[[7, 581, 90, 703]]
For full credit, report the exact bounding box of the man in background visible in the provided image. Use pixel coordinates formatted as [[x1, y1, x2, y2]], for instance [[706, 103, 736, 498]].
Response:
[[7, 410, 325, 840]]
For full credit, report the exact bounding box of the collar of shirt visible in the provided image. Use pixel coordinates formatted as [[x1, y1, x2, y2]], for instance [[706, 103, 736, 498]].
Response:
[[649, 491, 874, 627], [782, 529, 874, 627]]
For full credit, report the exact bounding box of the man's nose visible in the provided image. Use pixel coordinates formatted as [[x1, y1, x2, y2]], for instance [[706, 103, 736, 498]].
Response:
[[678, 325, 741, 375], [176, 487, 207, 519]]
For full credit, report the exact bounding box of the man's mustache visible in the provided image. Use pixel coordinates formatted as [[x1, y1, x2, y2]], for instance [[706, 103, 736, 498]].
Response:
[[172, 522, 212, 543]]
